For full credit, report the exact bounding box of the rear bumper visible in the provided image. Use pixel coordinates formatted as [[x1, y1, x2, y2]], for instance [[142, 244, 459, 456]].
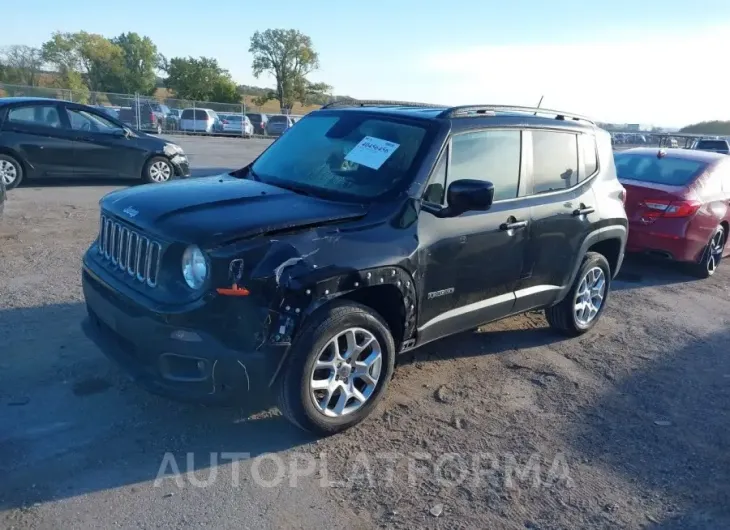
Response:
[[626, 222, 703, 262], [81, 265, 282, 406]]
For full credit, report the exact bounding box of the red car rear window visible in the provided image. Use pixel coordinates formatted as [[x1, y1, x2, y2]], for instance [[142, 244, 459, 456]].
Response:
[[615, 154, 707, 186]]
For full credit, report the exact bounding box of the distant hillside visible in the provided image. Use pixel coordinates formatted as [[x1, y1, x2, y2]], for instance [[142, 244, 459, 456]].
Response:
[[152, 87, 322, 115], [680, 121, 730, 135]]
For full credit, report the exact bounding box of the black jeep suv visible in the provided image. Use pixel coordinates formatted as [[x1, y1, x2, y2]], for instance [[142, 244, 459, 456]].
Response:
[[81, 101, 628, 434]]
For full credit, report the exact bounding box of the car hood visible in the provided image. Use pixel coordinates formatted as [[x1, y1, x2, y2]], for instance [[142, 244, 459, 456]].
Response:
[[101, 174, 368, 246]]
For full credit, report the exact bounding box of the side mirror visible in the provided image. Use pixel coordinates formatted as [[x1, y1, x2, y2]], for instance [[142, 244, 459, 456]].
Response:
[[422, 179, 494, 218]]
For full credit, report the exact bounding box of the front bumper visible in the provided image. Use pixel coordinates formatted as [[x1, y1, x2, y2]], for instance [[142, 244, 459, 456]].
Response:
[[170, 154, 191, 178], [82, 265, 281, 406]]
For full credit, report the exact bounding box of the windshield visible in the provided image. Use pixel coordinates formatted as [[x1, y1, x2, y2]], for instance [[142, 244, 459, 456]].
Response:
[[250, 112, 432, 200], [615, 153, 708, 186]]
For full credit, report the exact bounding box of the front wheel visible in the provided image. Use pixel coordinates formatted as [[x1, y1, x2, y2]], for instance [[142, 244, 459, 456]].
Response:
[[276, 301, 396, 435], [692, 225, 725, 278], [0, 154, 23, 190], [143, 156, 174, 184], [545, 252, 611, 337]]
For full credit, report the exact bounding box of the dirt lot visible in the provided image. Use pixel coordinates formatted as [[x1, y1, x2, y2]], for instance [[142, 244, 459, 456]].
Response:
[[1, 136, 729, 529]]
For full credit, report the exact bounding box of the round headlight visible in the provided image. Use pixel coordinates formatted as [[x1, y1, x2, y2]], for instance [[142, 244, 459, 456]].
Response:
[[182, 245, 208, 289]]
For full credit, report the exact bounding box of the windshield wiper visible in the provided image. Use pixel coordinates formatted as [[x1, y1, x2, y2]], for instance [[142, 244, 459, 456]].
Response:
[[272, 182, 313, 197]]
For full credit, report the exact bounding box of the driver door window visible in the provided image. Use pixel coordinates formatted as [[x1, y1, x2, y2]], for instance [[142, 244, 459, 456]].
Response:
[[449, 130, 522, 202], [66, 108, 120, 134]]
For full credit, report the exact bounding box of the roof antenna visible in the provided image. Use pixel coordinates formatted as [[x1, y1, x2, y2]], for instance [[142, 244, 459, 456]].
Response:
[[534, 95, 544, 115]]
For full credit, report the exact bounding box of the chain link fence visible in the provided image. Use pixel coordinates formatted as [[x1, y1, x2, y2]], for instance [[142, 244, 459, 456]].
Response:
[[0, 83, 306, 137]]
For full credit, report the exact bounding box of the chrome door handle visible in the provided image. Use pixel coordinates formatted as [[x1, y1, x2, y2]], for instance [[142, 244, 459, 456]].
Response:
[[500, 220, 528, 231], [572, 206, 595, 216]]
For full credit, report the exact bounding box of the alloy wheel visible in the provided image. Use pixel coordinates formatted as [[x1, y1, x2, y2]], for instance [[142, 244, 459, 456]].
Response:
[[309, 327, 383, 417], [574, 266, 606, 326], [707, 228, 725, 275], [0, 160, 18, 186], [148, 161, 172, 182]]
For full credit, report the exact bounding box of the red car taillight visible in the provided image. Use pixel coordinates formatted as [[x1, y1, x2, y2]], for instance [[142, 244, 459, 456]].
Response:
[[221, 119, 229, 124], [640, 199, 701, 221]]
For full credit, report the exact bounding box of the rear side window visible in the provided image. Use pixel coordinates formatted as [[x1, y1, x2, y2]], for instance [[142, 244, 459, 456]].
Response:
[[532, 131, 579, 193], [7, 105, 62, 128], [450, 130, 522, 202], [580, 134, 598, 180], [180, 109, 194, 119], [615, 153, 708, 186]]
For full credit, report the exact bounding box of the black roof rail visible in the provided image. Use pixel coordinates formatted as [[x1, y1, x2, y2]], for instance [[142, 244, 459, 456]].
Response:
[[320, 98, 447, 110], [437, 105, 595, 125]]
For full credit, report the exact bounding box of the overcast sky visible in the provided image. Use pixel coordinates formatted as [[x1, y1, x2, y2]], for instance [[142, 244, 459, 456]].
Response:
[[3, 0, 730, 127]]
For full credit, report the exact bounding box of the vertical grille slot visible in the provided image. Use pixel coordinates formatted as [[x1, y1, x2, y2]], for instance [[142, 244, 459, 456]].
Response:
[[96, 213, 163, 288]]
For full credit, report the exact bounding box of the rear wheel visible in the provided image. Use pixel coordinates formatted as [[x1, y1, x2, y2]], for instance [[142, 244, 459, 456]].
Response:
[[692, 225, 725, 278], [143, 156, 173, 184], [0, 154, 23, 190], [546, 252, 611, 336], [276, 300, 395, 435]]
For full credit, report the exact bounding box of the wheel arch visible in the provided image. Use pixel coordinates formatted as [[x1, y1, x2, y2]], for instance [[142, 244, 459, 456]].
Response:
[[0, 146, 29, 175], [556, 224, 627, 303], [267, 265, 418, 386], [142, 154, 175, 179]]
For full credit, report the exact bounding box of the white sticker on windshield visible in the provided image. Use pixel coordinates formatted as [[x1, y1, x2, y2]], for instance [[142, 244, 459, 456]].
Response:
[[344, 136, 400, 170]]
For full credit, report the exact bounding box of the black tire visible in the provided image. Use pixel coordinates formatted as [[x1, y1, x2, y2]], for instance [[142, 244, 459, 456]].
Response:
[[0, 153, 24, 190], [142, 156, 174, 184], [276, 300, 396, 435], [545, 251, 611, 337], [691, 225, 725, 279]]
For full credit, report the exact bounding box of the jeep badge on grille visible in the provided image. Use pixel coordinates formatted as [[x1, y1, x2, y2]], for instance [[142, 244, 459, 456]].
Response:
[[123, 206, 139, 218]]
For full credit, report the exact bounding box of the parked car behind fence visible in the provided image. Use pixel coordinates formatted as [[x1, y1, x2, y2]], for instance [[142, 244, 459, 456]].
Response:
[[266, 114, 294, 136], [218, 113, 253, 137], [179, 108, 220, 134], [245, 112, 268, 136]]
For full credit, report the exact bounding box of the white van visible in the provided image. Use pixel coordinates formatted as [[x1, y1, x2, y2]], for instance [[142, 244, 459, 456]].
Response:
[[180, 108, 219, 134]]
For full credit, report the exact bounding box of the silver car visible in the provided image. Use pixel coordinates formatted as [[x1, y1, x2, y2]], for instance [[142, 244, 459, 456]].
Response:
[[266, 114, 294, 136], [180, 108, 219, 133], [219, 113, 254, 137]]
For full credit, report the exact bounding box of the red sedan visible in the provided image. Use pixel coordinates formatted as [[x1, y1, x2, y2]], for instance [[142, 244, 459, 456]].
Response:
[[615, 148, 730, 278]]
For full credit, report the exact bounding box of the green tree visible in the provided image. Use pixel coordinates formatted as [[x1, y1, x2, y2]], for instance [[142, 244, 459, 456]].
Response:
[[111, 32, 160, 95], [0, 45, 45, 86], [42, 31, 125, 93], [249, 29, 330, 110], [164, 56, 240, 102], [210, 77, 241, 103]]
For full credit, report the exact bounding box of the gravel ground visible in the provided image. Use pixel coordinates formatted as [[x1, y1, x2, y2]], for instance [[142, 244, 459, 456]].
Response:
[[1, 136, 729, 529]]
